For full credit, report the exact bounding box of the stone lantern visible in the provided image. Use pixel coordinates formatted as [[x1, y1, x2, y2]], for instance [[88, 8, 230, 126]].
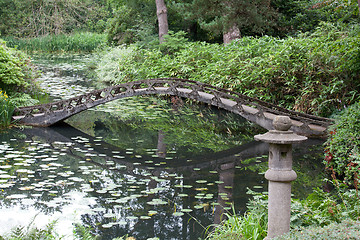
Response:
[[254, 116, 307, 239]]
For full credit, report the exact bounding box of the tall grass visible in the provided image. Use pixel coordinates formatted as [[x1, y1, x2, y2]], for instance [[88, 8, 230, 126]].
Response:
[[205, 206, 267, 240], [4, 32, 107, 53], [0, 90, 15, 129]]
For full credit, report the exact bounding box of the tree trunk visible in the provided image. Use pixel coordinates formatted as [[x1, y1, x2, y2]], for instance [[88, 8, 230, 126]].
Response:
[[223, 24, 241, 44], [155, 0, 168, 43]]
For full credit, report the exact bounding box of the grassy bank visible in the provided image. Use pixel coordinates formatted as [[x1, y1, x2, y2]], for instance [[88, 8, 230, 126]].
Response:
[[4, 32, 107, 53]]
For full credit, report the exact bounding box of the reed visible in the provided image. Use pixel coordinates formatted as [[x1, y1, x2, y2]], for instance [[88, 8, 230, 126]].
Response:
[[0, 90, 15, 129], [4, 32, 107, 53]]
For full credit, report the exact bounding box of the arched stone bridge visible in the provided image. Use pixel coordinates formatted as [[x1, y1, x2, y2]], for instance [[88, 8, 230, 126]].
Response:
[[13, 78, 334, 138]]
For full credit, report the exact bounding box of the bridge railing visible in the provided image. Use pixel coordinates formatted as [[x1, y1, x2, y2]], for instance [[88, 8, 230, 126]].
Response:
[[13, 78, 334, 130]]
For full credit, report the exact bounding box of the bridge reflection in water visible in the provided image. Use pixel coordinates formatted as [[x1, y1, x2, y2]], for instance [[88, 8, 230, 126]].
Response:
[[14, 78, 333, 138], [7, 124, 322, 239]]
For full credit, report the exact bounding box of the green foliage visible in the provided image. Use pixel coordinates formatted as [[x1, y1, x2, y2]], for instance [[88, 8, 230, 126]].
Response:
[[273, 0, 360, 36], [96, 23, 360, 116], [0, 0, 111, 37], [207, 184, 360, 240], [0, 39, 43, 108], [0, 220, 61, 240], [73, 224, 98, 240], [4, 32, 107, 53], [290, 186, 360, 229], [205, 204, 267, 240], [106, 0, 158, 46], [0, 90, 15, 128], [159, 31, 189, 55], [173, 0, 278, 39], [325, 101, 360, 187], [274, 220, 360, 240]]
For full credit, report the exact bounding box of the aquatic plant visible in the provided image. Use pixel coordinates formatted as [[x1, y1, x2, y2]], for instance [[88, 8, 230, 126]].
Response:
[[0, 90, 14, 128]]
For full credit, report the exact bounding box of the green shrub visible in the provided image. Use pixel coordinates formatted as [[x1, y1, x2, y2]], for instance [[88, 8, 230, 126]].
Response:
[[96, 23, 360, 116], [0, 39, 43, 109], [324, 101, 360, 187], [274, 220, 360, 240]]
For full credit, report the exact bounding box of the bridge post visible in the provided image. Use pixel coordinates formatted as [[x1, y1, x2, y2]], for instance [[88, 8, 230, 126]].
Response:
[[254, 116, 307, 239]]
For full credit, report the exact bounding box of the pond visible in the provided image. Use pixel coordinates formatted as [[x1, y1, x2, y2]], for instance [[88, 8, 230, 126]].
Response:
[[0, 55, 325, 240]]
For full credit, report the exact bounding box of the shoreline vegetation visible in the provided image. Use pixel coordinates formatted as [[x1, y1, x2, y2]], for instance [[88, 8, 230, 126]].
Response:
[[0, 0, 360, 238]]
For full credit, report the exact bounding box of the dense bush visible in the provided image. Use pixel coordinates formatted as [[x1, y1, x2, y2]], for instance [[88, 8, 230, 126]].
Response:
[[274, 220, 360, 240], [0, 39, 42, 108], [207, 185, 360, 239], [324, 101, 360, 187], [96, 23, 360, 116]]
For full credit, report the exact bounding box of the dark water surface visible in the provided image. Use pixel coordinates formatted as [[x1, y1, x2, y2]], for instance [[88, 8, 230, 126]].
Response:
[[0, 55, 325, 239]]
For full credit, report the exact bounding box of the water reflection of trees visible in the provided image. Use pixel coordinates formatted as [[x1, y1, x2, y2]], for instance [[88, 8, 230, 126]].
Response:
[[0, 121, 324, 239]]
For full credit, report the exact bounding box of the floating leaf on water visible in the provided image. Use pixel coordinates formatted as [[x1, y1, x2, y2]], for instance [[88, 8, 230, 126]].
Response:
[[148, 210, 158, 216], [116, 220, 127, 225], [0, 165, 12, 169], [195, 188, 208, 191], [68, 177, 83, 182], [193, 168, 200, 171], [96, 190, 107, 194], [224, 186, 233, 189], [178, 194, 188, 197], [173, 212, 184, 217], [126, 216, 138, 220], [215, 181, 224, 184], [147, 199, 167, 205], [209, 171, 218, 174], [104, 213, 116, 218], [181, 209, 193, 213], [0, 174, 11, 178], [19, 186, 35, 191], [6, 194, 27, 199], [0, 184, 13, 188], [102, 223, 113, 228], [140, 216, 151, 220], [253, 186, 264, 189], [115, 197, 130, 204], [196, 180, 207, 184], [194, 205, 204, 209], [93, 207, 106, 212]]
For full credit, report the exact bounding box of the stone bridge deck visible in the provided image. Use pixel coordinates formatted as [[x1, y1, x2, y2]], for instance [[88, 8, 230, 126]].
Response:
[[13, 78, 334, 138]]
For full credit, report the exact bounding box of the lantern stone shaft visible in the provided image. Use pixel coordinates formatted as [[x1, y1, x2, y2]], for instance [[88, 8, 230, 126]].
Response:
[[254, 116, 307, 239]]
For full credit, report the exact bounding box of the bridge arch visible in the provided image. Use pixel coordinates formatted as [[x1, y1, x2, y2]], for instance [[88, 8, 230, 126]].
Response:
[[13, 78, 333, 138]]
